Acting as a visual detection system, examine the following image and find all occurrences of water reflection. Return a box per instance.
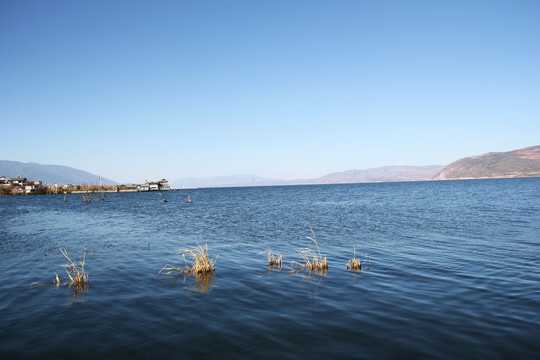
[266,264,283,273]
[64,284,88,305]
[158,273,216,294]
[31,281,89,306]
[192,273,215,294]
[291,269,327,299]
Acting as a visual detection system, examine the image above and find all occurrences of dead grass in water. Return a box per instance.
[347,248,371,272]
[54,248,89,290]
[346,246,362,271]
[259,248,283,269]
[291,223,328,272]
[159,243,218,277]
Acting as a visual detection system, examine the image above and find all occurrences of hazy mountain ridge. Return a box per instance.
[0,160,118,185]
[432,145,540,180]
[172,175,286,188]
[173,166,444,188]
[309,165,443,184]
[5,145,538,188]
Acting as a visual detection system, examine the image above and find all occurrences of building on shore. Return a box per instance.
[137,183,150,192]
[0,176,42,194]
[1,175,171,195]
[147,179,170,191]
[121,179,170,192]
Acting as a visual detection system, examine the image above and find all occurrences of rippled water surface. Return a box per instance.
[1,179,539,359]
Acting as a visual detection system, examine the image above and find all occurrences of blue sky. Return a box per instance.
[1,0,539,183]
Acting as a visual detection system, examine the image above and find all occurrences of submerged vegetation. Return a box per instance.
[347,248,371,272]
[158,243,218,294]
[159,243,218,277]
[32,225,370,296]
[82,193,92,203]
[55,248,89,289]
[291,223,328,272]
[261,223,371,275]
[259,248,283,269]
[346,246,362,271]
[32,248,90,291]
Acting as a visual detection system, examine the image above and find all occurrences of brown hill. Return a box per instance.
[432,145,540,180]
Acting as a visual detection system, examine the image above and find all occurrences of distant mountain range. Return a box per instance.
[4,145,538,188]
[311,165,443,184]
[432,145,540,180]
[172,175,285,188]
[0,161,118,185]
[172,165,444,188]
[173,145,540,187]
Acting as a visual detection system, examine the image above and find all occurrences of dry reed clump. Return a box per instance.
[259,248,283,268]
[159,243,218,277]
[346,246,362,271]
[54,248,89,289]
[291,223,328,272]
[347,248,371,271]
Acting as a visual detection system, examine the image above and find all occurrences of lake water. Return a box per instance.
[1,179,539,359]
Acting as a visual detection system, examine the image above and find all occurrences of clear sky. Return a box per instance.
[1,0,539,183]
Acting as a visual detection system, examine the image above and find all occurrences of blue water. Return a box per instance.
[1,179,539,359]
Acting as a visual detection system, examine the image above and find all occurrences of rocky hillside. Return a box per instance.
[432,146,540,180]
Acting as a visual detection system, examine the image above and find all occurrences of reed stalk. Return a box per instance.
[346,246,362,271]
[159,243,218,277]
[291,222,328,272]
[259,248,283,268]
[54,248,89,289]
[363,253,371,268]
